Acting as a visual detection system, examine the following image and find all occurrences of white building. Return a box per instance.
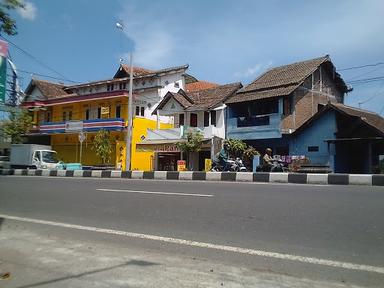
[137,82,242,170]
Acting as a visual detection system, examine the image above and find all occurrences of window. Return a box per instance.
[204,112,209,127]
[115,105,121,118]
[68,111,73,120]
[107,84,114,91]
[85,109,90,120]
[190,113,197,127]
[97,107,101,119]
[62,111,67,121]
[179,114,184,126]
[308,146,319,152]
[283,97,291,116]
[135,106,145,117]
[34,151,41,161]
[45,112,51,122]
[210,110,216,126]
[119,82,126,90]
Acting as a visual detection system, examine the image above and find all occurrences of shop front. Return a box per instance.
[136,139,214,171]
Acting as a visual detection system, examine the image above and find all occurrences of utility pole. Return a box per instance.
[125,52,133,171]
[116,20,133,172]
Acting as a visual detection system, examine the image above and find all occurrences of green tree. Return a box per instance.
[92,129,112,164]
[176,129,204,170]
[1,108,33,143]
[0,0,24,35]
[243,146,260,171]
[224,138,247,158]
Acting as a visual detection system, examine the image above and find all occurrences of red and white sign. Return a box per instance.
[0,40,8,57]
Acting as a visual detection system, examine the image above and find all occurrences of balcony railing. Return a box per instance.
[227,113,281,140]
[38,118,125,134]
[146,125,223,141]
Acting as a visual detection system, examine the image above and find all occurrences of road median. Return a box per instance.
[1,169,383,186]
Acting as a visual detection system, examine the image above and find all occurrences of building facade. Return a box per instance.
[22,64,192,170]
[137,83,242,171]
[225,55,350,156]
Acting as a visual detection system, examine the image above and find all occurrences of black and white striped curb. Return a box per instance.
[1,169,384,186]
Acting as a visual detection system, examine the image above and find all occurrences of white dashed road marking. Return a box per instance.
[97,188,213,197]
[1,213,383,274]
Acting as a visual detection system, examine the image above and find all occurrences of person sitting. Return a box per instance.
[262,148,274,171]
[218,143,231,171]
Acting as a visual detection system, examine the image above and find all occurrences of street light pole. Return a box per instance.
[125,52,134,171]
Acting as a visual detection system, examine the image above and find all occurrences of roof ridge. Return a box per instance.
[33,78,66,86]
[266,55,330,72]
[332,103,381,116]
[189,82,241,94]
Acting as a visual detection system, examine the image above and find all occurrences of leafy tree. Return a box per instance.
[176,129,204,170]
[0,108,33,143]
[224,138,247,158]
[243,146,260,170]
[92,129,112,164]
[176,129,204,154]
[0,0,24,35]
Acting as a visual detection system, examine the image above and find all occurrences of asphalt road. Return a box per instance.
[1,176,384,287]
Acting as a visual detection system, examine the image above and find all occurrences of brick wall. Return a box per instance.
[281,64,343,132]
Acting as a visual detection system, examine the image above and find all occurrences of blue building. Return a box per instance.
[225,55,354,168]
[292,103,384,174]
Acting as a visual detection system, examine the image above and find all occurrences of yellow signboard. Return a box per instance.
[204,159,212,172]
[177,160,186,171]
[101,106,109,114]
[116,141,126,171]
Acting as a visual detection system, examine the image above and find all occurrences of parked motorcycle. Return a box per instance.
[256,159,286,172]
[211,157,247,172]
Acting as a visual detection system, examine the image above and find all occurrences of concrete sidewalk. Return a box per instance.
[0,220,363,288]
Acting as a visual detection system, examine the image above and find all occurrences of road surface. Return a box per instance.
[0,176,383,287]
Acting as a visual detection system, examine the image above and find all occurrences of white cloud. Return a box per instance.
[233,62,273,80]
[118,2,175,68]
[17,1,37,21]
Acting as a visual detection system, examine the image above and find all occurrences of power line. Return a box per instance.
[16,69,79,83]
[338,62,384,71]
[346,66,384,81]
[347,76,384,84]
[0,35,75,83]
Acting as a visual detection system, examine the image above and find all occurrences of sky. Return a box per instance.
[5,0,384,114]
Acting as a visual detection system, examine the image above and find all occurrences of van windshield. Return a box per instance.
[41,151,59,163]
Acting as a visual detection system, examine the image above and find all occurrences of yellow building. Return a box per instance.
[22,64,190,170]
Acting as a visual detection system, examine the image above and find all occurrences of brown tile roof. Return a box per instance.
[26,79,69,100]
[186,81,219,92]
[226,55,349,104]
[153,82,242,114]
[332,103,384,135]
[120,65,154,76]
[226,84,298,103]
[294,103,384,136]
[115,64,189,78]
[187,82,242,110]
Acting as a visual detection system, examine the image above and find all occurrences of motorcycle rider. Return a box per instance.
[262,148,274,171]
[218,142,231,171]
